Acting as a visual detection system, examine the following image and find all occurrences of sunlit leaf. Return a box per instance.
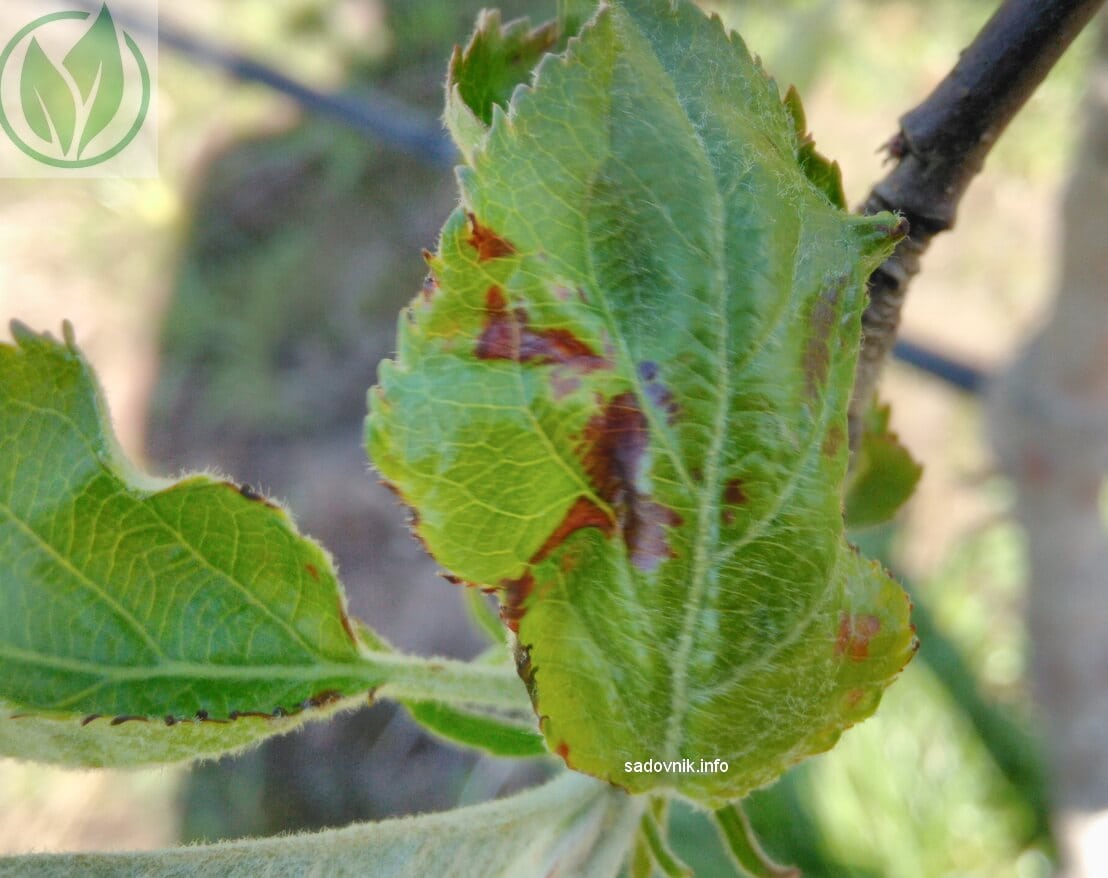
[0,324,527,767]
[368,0,917,807]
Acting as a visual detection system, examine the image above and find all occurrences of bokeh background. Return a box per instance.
[0,0,1104,875]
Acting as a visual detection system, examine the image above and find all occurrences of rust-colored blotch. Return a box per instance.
[836,612,881,661]
[466,213,516,262]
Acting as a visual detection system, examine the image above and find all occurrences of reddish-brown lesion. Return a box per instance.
[532,496,613,564]
[835,612,881,660]
[721,477,748,526]
[475,286,609,386]
[802,281,843,401]
[465,212,516,261]
[580,392,683,572]
[500,571,536,634]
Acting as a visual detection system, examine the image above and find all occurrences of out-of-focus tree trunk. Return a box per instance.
[988,12,1108,876]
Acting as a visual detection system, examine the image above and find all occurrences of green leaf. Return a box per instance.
[64,4,126,158]
[445,11,563,165]
[0,773,642,878]
[0,323,528,767]
[782,85,848,210]
[403,700,547,758]
[367,0,917,807]
[844,402,923,530]
[20,38,76,155]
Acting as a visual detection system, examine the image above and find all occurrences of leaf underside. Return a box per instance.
[0,773,641,878]
[368,0,917,807]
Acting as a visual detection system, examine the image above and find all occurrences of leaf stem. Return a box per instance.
[639,800,693,877]
[361,650,530,712]
[849,0,1105,446]
[713,802,800,878]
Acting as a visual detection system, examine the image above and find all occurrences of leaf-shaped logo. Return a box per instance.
[19,37,76,155]
[63,4,124,158]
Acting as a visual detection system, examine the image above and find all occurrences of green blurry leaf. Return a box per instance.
[64,4,125,157]
[20,38,76,154]
[368,0,916,807]
[403,700,547,758]
[0,324,527,767]
[844,403,922,530]
[0,772,642,878]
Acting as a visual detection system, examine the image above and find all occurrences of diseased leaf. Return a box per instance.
[64,4,125,158]
[844,402,922,530]
[0,773,641,878]
[20,38,76,154]
[0,324,528,767]
[368,0,917,807]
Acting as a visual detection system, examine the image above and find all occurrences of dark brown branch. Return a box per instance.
[850,0,1106,446]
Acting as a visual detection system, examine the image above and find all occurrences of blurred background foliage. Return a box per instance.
[0,0,1102,875]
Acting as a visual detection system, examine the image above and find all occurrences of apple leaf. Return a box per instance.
[367,0,917,807]
[844,402,923,530]
[0,772,641,878]
[0,323,528,767]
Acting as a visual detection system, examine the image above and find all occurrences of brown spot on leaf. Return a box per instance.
[822,423,845,457]
[722,478,747,526]
[836,613,882,660]
[337,597,359,645]
[802,282,842,400]
[555,741,571,762]
[501,571,536,634]
[581,392,683,571]
[533,496,613,563]
[310,690,342,708]
[476,286,608,389]
[724,478,748,506]
[305,563,320,581]
[110,715,147,726]
[466,212,516,261]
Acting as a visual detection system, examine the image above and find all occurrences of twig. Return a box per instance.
[70,0,457,168]
[850,0,1106,446]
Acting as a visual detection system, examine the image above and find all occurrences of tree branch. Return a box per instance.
[850,0,1106,446]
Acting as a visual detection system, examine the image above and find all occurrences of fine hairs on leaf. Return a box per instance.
[369,0,917,807]
[0,0,935,875]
